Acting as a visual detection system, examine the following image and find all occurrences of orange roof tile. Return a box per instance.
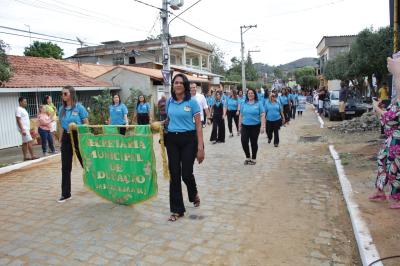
[2,56,112,88]
[59,61,115,78]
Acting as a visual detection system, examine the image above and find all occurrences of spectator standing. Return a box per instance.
[15,97,38,161]
[38,105,55,156]
[43,95,58,145]
[338,81,348,121]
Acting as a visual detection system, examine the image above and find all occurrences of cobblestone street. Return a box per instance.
[0,107,360,265]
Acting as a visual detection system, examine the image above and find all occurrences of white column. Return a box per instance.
[182,48,186,67]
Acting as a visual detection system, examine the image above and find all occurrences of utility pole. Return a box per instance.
[161,0,171,94]
[240,25,257,94]
[24,24,31,44]
[394,0,399,53]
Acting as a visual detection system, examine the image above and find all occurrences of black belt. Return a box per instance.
[167,130,196,135]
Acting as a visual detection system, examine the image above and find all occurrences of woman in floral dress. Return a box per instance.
[370,56,400,209]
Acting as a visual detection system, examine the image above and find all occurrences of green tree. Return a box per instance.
[0,40,12,85]
[324,52,352,80]
[210,43,226,76]
[226,57,242,81]
[294,66,319,89]
[349,27,394,83]
[24,41,64,59]
[245,53,258,81]
[88,90,111,126]
[273,67,283,79]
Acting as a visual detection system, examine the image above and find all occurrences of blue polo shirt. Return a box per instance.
[109,103,128,125]
[206,96,214,107]
[226,97,238,111]
[137,103,150,114]
[166,98,200,132]
[291,93,299,105]
[240,101,264,126]
[279,95,289,105]
[58,103,88,132]
[265,101,282,121]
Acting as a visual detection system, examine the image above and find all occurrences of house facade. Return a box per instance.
[0,56,116,149]
[70,36,214,73]
[316,35,357,89]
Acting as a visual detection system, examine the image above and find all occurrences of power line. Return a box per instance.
[170,14,240,44]
[13,0,148,33]
[131,0,162,11]
[169,0,202,25]
[0,31,82,45]
[0,25,99,45]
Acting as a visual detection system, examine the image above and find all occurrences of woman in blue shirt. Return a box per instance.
[226,89,240,137]
[136,95,151,125]
[165,73,205,222]
[265,93,285,147]
[210,91,226,143]
[58,86,89,202]
[239,88,265,165]
[278,88,291,125]
[290,90,299,120]
[108,94,129,135]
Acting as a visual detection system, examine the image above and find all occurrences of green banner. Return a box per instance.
[76,125,158,205]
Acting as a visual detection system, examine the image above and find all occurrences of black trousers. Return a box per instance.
[165,131,198,214]
[291,105,297,119]
[137,113,150,125]
[227,110,239,134]
[283,105,290,122]
[210,115,225,142]
[266,119,281,145]
[61,131,83,198]
[241,124,261,159]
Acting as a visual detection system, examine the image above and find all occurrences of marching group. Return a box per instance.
[14,74,309,220]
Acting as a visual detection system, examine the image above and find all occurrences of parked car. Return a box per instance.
[323,90,367,121]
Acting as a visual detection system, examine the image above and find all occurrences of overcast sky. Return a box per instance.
[0,0,389,66]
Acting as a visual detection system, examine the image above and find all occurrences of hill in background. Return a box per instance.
[254,57,319,76]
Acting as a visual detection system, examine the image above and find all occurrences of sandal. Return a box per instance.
[168,213,184,222]
[194,194,200,208]
[369,192,387,201]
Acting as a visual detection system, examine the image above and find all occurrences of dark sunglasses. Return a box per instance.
[62,92,69,96]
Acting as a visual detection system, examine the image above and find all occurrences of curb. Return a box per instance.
[329,145,382,266]
[0,153,60,175]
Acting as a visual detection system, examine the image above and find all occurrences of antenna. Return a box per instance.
[76,37,85,48]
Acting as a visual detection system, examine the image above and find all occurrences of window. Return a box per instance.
[170,55,176,65]
[202,56,207,68]
[20,91,62,117]
[186,58,191,65]
[192,57,199,66]
[129,56,136,64]
[112,57,124,65]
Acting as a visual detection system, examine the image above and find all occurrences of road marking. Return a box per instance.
[329,145,382,266]
[0,154,60,175]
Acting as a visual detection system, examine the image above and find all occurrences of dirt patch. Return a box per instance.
[327,122,400,266]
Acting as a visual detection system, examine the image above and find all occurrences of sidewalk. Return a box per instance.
[0,142,60,167]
